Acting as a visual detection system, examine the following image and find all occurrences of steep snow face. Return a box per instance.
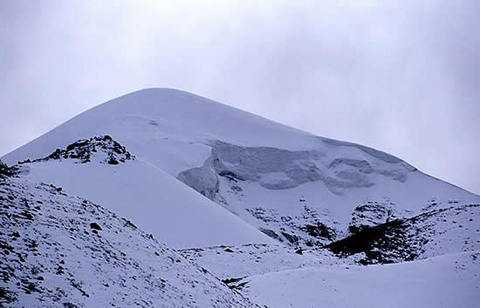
[179,141,413,194]
[0,177,256,307]
[13,137,273,249]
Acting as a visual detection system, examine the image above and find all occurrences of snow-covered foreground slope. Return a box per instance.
[0,176,256,307]
[243,251,480,308]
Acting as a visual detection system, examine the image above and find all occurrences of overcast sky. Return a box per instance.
[1,0,479,194]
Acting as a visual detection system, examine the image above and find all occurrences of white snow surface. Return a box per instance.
[0,177,256,307]
[16,159,272,249]
[2,88,480,307]
[244,251,480,308]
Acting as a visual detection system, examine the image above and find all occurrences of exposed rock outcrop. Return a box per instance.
[20,135,134,165]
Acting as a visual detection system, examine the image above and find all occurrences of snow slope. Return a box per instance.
[0,176,256,307]
[243,251,480,308]
[12,136,271,249]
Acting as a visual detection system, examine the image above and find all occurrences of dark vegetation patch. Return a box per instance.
[326,204,480,265]
[326,219,417,265]
[301,223,336,241]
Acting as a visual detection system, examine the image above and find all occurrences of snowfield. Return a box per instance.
[1,88,479,307]
[244,251,480,308]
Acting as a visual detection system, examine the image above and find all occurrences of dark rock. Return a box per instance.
[281,232,298,244]
[0,160,17,178]
[0,287,17,304]
[89,223,102,231]
[259,228,280,241]
[25,135,134,165]
[302,223,336,241]
[326,219,416,264]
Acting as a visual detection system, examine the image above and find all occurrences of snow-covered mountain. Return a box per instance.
[2,88,479,307]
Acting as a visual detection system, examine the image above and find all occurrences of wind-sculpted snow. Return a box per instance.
[177,157,220,201]
[179,141,414,197]
[321,137,406,164]
[0,177,256,307]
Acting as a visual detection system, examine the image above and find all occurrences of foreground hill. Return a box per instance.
[0,175,255,307]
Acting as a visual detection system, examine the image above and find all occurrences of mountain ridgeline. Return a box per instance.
[1,88,479,307]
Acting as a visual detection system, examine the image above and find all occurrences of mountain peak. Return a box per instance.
[113,87,209,103]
